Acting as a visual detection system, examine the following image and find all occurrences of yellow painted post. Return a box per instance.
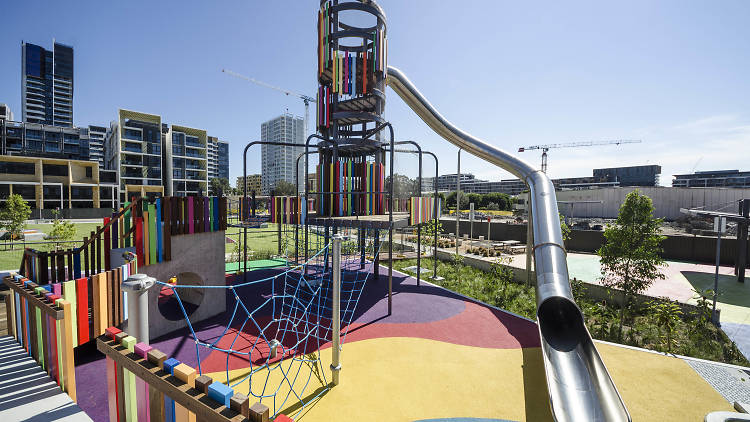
[121,335,138,422]
[59,299,77,402]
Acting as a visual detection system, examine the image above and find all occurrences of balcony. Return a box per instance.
[122,143,142,153]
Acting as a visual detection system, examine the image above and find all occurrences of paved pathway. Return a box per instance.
[0,336,92,421]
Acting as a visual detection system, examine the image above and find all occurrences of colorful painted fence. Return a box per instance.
[315,159,385,217]
[409,196,442,225]
[97,329,293,422]
[19,196,228,284]
[3,274,78,402]
[270,196,303,224]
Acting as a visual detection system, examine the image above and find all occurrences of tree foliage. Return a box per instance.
[445,190,511,211]
[649,299,682,353]
[598,190,666,339]
[273,180,297,196]
[209,177,231,197]
[48,209,76,250]
[1,194,31,240]
[559,213,571,244]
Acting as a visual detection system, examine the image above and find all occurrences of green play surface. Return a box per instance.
[225,258,288,273]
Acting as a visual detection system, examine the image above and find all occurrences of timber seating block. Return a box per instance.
[121,335,136,351]
[207,381,234,407]
[249,402,269,422]
[146,349,168,369]
[173,363,196,387]
[163,357,180,375]
[114,332,128,344]
[194,375,213,395]
[134,342,152,359]
[105,326,122,341]
[274,415,294,422]
[229,393,249,417]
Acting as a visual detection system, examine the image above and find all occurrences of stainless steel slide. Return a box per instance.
[386,66,631,422]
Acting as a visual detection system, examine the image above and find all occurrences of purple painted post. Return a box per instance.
[188,197,194,234]
[204,197,210,232]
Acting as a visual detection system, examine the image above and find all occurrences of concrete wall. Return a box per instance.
[517,186,750,221]
[141,230,226,341]
[441,217,750,266]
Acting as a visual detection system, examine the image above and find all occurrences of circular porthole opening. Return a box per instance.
[158,272,205,321]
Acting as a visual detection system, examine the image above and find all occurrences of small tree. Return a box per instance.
[649,299,682,353]
[1,194,31,240]
[48,209,76,250]
[209,177,231,197]
[598,190,666,339]
[559,213,571,245]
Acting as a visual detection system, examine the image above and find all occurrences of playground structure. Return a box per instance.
[1,2,702,421]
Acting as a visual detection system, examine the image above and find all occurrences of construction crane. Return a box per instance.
[518,140,642,173]
[222,69,316,138]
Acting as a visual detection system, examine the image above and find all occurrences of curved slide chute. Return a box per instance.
[386,66,630,422]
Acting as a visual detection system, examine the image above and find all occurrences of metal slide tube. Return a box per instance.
[386,66,630,422]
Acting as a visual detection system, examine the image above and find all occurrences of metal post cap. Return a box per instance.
[122,273,156,291]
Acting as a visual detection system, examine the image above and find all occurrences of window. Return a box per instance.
[43,164,68,176]
[0,162,35,174]
[86,167,92,178]
[123,128,142,140]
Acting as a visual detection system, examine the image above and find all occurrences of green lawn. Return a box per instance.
[0,222,103,271]
[224,223,327,261]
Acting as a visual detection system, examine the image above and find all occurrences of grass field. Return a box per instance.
[0,222,103,270]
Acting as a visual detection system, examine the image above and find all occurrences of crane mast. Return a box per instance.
[518,139,641,173]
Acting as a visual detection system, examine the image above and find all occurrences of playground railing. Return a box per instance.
[18,196,229,282]
[3,274,78,402]
[96,328,285,422]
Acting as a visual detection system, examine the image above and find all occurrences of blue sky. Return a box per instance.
[2,0,749,186]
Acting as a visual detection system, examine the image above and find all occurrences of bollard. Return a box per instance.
[121,273,156,344]
[331,234,343,385]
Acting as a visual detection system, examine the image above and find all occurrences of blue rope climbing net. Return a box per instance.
[157,226,382,418]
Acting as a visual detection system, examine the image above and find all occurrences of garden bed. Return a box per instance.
[389,257,749,366]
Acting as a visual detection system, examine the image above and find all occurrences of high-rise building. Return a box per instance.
[105,109,165,203]
[207,136,229,181]
[104,109,231,205]
[84,125,106,168]
[261,113,304,195]
[167,125,208,197]
[236,174,262,195]
[0,104,13,121]
[21,41,74,127]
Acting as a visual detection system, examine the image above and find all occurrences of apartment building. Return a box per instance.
[261,113,304,195]
[21,41,74,127]
[167,125,208,197]
[207,136,229,181]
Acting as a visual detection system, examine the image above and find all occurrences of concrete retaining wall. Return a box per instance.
[141,230,227,341]
[431,247,719,321]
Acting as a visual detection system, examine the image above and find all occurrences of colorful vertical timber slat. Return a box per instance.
[3,274,77,402]
[409,196,442,225]
[314,159,385,217]
[97,329,276,422]
[269,196,303,224]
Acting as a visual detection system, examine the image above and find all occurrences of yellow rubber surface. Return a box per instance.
[205,337,732,421]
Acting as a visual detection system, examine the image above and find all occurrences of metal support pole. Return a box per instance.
[121,273,155,344]
[456,149,461,257]
[713,216,724,323]
[331,234,343,385]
